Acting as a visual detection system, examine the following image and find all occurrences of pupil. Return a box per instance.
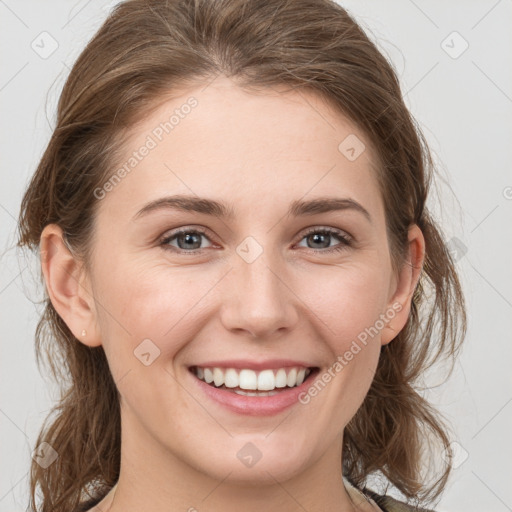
[180,233,200,249]
[310,233,328,248]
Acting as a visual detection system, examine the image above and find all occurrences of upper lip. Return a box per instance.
[189,359,317,371]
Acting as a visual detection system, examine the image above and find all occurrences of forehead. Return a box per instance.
[96,75,383,221]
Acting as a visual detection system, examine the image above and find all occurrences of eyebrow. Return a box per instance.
[132,194,372,223]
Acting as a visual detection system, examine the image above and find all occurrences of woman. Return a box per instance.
[17,0,466,511]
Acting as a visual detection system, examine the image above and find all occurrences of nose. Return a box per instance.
[219,252,299,339]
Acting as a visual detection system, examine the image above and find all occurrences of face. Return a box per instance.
[44,75,421,488]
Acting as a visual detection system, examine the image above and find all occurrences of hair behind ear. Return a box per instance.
[343,211,466,504]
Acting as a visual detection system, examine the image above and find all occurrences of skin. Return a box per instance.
[40,75,424,512]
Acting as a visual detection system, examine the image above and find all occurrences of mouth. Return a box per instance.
[189,365,320,396]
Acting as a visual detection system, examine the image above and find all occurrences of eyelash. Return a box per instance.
[158,226,353,255]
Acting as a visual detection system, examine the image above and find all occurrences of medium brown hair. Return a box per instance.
[17,0,467,510]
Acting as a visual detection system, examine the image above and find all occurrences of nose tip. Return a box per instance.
[219,257,299,339]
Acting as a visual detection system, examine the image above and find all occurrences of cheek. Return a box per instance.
[294,261,391,349]
[292,263,388,415]
[95,260,220,358]
[92,262,208,415]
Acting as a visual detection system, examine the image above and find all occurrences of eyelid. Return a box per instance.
[293,226,354,254]
[298,225,353,243]
[160,225,212,238]
[158,226,216,249]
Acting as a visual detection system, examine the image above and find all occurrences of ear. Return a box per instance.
[40,224,102,347]
[381,224,425,346]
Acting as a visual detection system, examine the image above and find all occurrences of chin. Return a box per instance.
[187,436,312,486]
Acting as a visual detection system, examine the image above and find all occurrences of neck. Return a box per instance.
[100,410,362,512]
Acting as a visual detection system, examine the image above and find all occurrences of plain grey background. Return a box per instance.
[1,1,511,511]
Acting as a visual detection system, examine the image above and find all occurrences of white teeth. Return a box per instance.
[275,368,287,388]
[213,368,224,387]
[234,389,280,396]
[224,368,239,388]
[193,366,313,391]
[204,368,214,384]
[257,369,275,390]
[286,368,297,387]
[239,369,257,390]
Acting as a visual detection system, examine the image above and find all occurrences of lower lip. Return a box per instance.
[189,369,319,416]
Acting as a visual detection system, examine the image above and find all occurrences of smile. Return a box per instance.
[189,365,318,396]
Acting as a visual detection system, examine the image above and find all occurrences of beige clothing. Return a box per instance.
[343,477,437,512]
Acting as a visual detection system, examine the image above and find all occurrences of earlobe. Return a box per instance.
[40,224,102,347]
[381,224,425,346]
